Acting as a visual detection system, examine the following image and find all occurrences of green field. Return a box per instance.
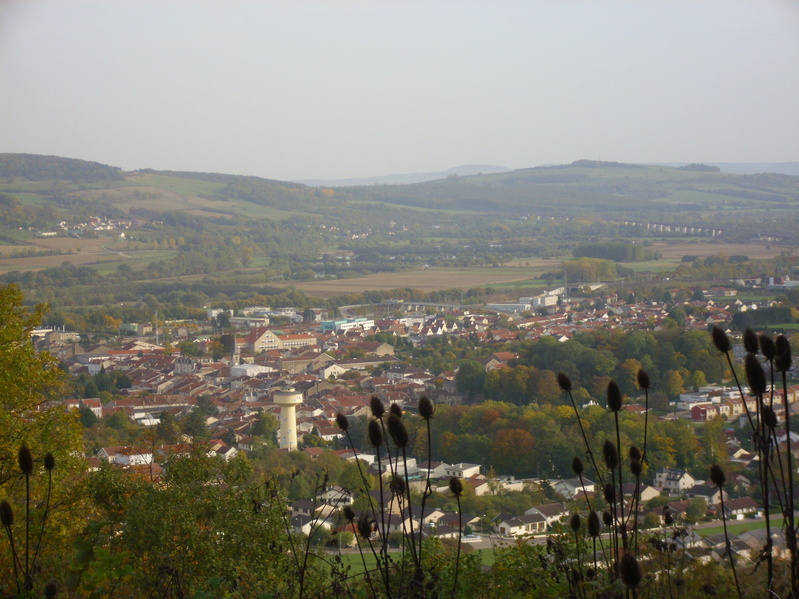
[697,517,784,538]
[337,545,499,573]
[114,173,225,196]
[619,259,682,273]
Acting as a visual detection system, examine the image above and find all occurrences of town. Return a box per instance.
[30,282,799,559]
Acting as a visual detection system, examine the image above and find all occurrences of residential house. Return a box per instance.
[687,484,723,505]
[719,496,760,520]
[444,463,481,479]
[495,513,547,536]
[525,503,567,527]
[654,468,696,495]
[553,478,595,500]
[417,460,451,479]
[621,483,661,505]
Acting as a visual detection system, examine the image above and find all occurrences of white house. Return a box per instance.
[445,463,481,479]
[495,513,547,537]
[654,468,697,495]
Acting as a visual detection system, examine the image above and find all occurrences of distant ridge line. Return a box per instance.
[293,164,512,187]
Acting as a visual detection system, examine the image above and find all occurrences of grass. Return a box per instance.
[767,323,799,331]
[618,259,681,273]
[697,517,786,538]
[115,173,225,196]
[337,545,499,573]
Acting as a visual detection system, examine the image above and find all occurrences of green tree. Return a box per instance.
[685,497,708,523]
[156,411,179,444]
[177,340,202,357]
[219,333,236,355]
[251,411,279,443]
[182,409,209,439]
[95,451,323,596]
[196,394,218,416]
[455,360,486,402]
[79,405,98,428]
[690,370,707,390]
[0,284,86,588]
[663,369,684,399]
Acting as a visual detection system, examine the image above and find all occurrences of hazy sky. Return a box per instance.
[1,1,798,181]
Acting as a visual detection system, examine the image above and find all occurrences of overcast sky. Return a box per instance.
[1,1,798,181]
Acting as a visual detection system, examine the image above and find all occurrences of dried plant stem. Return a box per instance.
[779,369,799,594]
[24,469,31,592]
[451,493,462,599]
[614,413,626,554]
[343,429,380,524]
[353,530,379,598]
[718,487,743,599]
[724,351,756,431]
[417,417,433,578]
[2,520,21,594]
[757,392,775,593]
[30,466,53,582]
[642,387,650,465]
[565,388,605,490]
[399,447,419,570]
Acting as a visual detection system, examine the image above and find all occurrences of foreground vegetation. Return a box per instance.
[1,283,798,598]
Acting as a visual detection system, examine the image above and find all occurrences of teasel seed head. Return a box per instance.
[775,335,792,373]
[418,396,434,420]
[745,353,767,396]
[389,403,403,418]
[0,500,13,527]
[18,444,33,476]
[763,405,778,429]
[588,511,601,538]
[743,328,759,354]
[602,439,619,470]
[630,458,642,476]
[369,396,385,419]
[44,580,58,599]
[709,464,726,488]
[335,413,349,432]
[343,506,355,522]
[357,513,372,539]
[570,513,581,533]
[607,381,623,413]
[620,553,642,589]
[390,474,406,495]
[602,510,612,527]
[557,373,572,391]
[629,446,642,461]
[637,369,650,390]
[760,333,776,360]
[711,326,731,354]
[571,456,584,476]
[386,413,408,448]
[367,419,383,448]
[44,452,55,472]
[449,476,463,497]
[603,483,615,504]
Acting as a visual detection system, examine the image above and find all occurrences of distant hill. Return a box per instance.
[655,162,799,176]
[0,153,123,182]
[1,154,797,225]
[336,159,799,218]
[295,164,511,187]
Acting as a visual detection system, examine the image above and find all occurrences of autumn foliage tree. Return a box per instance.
[0,284,85,590]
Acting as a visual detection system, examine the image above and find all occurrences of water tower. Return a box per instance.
[273,388,303,451]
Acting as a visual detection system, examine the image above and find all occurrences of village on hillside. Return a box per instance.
[32,287,799,552]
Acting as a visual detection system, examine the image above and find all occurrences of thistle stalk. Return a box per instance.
[711,465,742,599]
